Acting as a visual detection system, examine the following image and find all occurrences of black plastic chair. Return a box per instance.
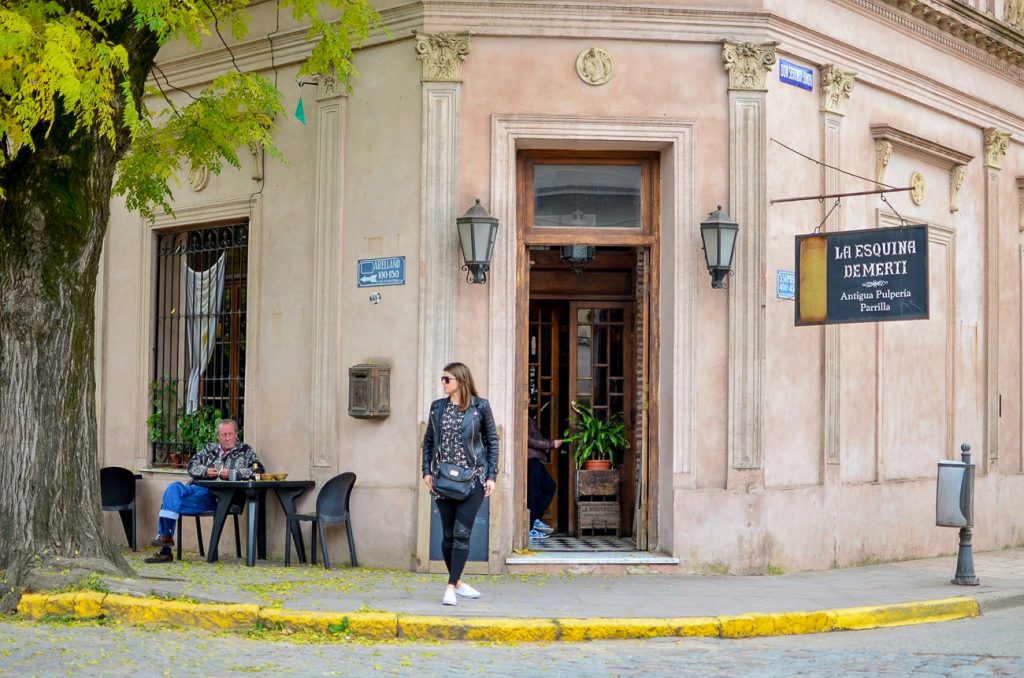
[284,472,357,569]
[178,504,243,561]
[100,467,137,550]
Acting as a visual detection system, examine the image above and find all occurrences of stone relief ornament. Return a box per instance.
[949,165,966,213]
[576,47,615,86]
[983,127,1010,169]
[249,142,264,182]
[721,41,778,91]
[819,65,856,115]
[875,140,893,188]
[317,71,342,99]
[187,162,209,192]
[910,171,926,206]
[1018,178,1024,232]
[414,31,471,82]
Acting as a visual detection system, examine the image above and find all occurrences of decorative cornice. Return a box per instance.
[983,127,1011,168]
[414,31,471,82]
[875,0,1024,66]
[820,64,856,115]
[722,40,778,91]
[870,123,975,168]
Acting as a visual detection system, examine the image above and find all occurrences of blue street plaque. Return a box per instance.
[357,256,406,288]
[779,59,813,91]
[777,270,796,300]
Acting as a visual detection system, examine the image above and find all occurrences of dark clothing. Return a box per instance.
[435,482,485,585]
[437,401,477,481]
[422,396,500,482]
[527,416,558,463]
[528,458,556,526]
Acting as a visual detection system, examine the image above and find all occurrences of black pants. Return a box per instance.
[435,481,485,585]
[527,458,556,527]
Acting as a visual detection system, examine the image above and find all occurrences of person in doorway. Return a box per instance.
[144,418,261,563]
[422,362,499,606]
[527,416,560,540]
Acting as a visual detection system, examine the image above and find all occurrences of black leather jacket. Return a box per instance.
[422,396,500,482]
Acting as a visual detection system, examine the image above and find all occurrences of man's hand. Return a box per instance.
[553,439,563,448]
[205,467,219,478]
[219,468,230,480]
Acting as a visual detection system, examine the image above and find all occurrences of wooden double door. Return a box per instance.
[528,300,635,536]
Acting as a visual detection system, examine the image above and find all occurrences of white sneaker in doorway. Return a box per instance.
[455,582,481,598]
[442,588,458,606]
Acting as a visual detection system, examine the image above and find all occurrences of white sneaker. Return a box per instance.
[442,587,457,606]
[455,582,481,598]
[532,519,554,534]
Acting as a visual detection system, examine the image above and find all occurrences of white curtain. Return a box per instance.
[184,253,227,414]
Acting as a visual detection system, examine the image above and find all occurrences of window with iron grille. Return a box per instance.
[149,223,248,467]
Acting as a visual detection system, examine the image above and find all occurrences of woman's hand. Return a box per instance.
[484,479,495,497]
[423,474,434,491]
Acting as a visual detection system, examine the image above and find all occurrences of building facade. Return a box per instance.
[99,0,1024,574]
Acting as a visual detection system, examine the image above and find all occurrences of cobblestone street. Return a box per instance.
[1,608,1021,677]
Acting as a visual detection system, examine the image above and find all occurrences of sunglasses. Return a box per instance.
[441,376,457,384]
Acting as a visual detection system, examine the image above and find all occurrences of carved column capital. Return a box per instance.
[819,65,856,116]
[414,31,471,82]
[315,71,345,100]
[722,41,777,91]
[983,128,1010,169]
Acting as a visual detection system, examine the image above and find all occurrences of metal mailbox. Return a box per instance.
[936,460,973,528]
[348,363,390,419]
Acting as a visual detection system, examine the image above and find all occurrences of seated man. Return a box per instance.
[527,416,560,540]
[144,418,260,563]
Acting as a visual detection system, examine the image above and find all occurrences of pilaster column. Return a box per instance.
[820,65,855,467]
[414,32,469,422]
[983,127,1010,466]
[310,73,347,471]
[723,41,776,471]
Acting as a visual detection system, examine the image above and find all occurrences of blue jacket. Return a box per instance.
[422,396,500,481]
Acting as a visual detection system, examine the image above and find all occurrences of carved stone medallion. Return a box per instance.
[187,163,209,192]
[576,47,615,86]
[910,171,925,206]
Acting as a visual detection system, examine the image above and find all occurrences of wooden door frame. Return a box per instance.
[513,150,661,550]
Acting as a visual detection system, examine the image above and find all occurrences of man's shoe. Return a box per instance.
[442,588,458,606]
[532,519,554,534]
[529,528,549,540]
[149,535,174,548]
[144,552,173,564]
[454,582,481,598]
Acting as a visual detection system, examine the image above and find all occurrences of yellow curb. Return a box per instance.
[830,597,979,631]
[102,594,259,631]
[558,617,720,641]
[257,609,399,639]
[15,592,984,641]
[720,610,833,638]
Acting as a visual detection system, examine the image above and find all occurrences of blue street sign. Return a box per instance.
[777,270,796,300]
[357,256,406,287]
[779,59,813,91]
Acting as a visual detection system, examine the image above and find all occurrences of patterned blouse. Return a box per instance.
[436,400,481,488]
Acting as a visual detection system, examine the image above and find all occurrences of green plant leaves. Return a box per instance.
[562,402,630,469]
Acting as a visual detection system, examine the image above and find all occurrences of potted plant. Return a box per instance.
[562,401,629,471]
[146,380,183,467]
[177,404,222,464]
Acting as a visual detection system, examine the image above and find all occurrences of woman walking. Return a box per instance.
[422,362,499,605]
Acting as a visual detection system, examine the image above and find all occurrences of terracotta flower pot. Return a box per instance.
[582,459,612,471]
[169,452,182,468]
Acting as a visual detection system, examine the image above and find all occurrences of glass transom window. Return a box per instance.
[533,164,642,228]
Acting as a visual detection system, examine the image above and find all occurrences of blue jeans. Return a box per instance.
[156,482,217,537]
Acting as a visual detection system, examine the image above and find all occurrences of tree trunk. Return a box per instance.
[0,114,135,609]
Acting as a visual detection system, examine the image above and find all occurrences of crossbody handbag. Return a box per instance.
[433,461,476,501]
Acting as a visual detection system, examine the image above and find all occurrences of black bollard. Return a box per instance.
[952,443,979,586]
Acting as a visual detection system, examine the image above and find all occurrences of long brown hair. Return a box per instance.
[444,361,479,412]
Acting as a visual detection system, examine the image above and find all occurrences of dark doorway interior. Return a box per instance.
[527,246,639,542]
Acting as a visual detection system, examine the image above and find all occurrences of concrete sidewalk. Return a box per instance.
[17,547,1024,641]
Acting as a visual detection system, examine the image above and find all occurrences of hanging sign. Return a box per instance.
[357,256,406,287]
[795,224,929,326]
